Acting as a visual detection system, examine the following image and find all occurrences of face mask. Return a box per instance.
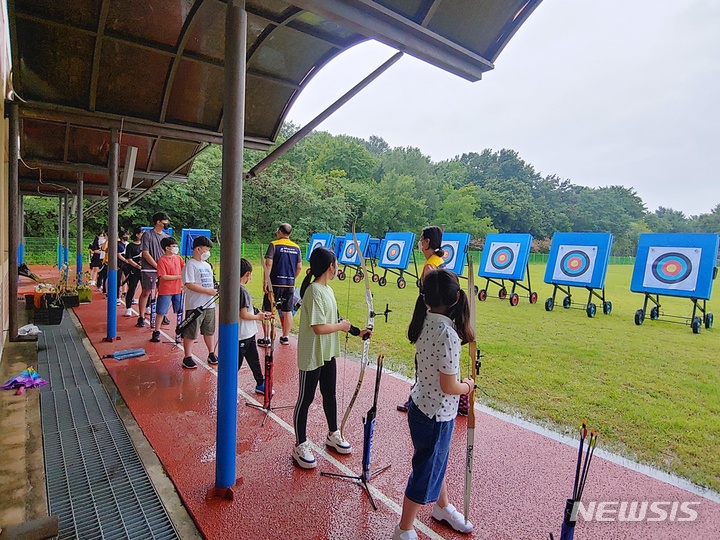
[170,246,179,255]
[122,236,129,241]
[99,235,106,241]
[200,251,211,261]
[162,222,169,230]
[417,240,423,251]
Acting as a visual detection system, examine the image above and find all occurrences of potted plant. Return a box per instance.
[33,283,64,325]
[77,270,93,303]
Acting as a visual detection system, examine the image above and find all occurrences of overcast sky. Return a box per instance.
[287,0,720,217]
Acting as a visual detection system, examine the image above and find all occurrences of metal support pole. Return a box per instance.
[18,195,24,265]
[105,130,119,341]
[8,101,20,341]
[76,174,84,284]
[246,51,403,179]
[212,0,246,496]
[57,196,62,269]
[63,191,70,269]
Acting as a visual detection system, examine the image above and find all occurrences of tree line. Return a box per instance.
[23,123,720,256]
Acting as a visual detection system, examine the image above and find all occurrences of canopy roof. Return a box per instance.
[9,0,542,197]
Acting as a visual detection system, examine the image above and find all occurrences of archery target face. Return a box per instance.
[381,240,405,265]
[343,241,358,263]
[309,238,326,254]
[642,246,701,292]
[552,245,597,284]
[486,242,520,276]
[441,241,460,270]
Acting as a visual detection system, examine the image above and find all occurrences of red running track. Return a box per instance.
[63,285,720,540]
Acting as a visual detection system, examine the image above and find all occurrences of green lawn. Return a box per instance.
[243,256,720,493]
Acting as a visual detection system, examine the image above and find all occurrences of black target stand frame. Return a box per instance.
[544,284,612,319]
[477,262,538,306]
[634,293,713,334]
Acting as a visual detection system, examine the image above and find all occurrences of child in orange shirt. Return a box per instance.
[151,237,185,343]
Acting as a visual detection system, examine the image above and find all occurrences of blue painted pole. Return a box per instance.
[105,129,119,341]
[214,0,246,492]
[76,174,84,283]
[18,244,24,265]
[106,269,117,339]
[63,191,70,267]
[57,196,62,269]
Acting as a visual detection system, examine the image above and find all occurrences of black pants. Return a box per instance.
[239,336,264,386]
[97,265,107,291]
[125,271,140,309]
[293,358,337,446]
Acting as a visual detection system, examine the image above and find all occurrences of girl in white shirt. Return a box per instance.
[394,269,476,540]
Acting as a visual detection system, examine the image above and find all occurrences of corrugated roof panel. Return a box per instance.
[16,19,93,107]
[166,59,223,128]
[245,81,296,140]
[249,26,335,83]
[95,41,171,119]
[183,2,227,61]
[247,0,294,19]
[116,134,154,171]
[150,139,198,174]
[22,119,66,161]
[15,0,99,31]
[374,0,424,21]
[293,11,358,40]
[106,0,192,48]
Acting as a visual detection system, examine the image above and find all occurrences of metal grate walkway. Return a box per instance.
[37,315,179,540]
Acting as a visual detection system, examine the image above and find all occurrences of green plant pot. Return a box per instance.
[77,289,92,303]
[34,305,64,325]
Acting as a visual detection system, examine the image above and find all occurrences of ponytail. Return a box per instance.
[300,247,336,298]
[408,269,475,345]
[422,225,445,259]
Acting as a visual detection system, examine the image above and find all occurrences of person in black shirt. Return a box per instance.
[123,228,144,317]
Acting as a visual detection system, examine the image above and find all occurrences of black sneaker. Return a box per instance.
[280,336,289,345]
[150,330,161,343]
[207,353,218,365]
[257,338,269,347]
[136,317,146,328]
[182,357,197,369]
[162,316,171,325]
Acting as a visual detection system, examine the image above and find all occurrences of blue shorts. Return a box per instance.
[156,293,183,315]
[405,399,455,505]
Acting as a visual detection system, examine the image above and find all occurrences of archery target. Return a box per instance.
[486,242,520,276]
[381,240,405,266]
[642,246,701,292]
[552,245,597,284]
[442,241,459,268]
[309,238,326,254]
[343,241,357,262]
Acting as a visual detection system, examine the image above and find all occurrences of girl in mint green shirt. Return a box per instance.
[292,247,371,470]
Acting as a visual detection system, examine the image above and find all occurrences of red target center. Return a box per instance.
[568,258,581,269]
[497,254,507,263]
[662,261,681,276]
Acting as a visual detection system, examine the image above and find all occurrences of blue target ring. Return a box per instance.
[651,252,692,284]
[345,243,356,259]
[442,244,455,265]
[385,242,402,262]
[491,246,514,270]
[560,250,590,278]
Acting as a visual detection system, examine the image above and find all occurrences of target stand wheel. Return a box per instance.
[602,301,612,315]
[378,276,387,287]
[649,306,659,320]
[416,279,422,288]
[478,289,487,302]
[691,316,702,334]
[352,272,362,283]
[545,297,554,312]
[474,285,479,296]
[498,288,508,300]
[337,270,346,280]
[529,291,538,304]
[509,293,519,306]
[704,312,713,329]
[562,295,571,309]
[372,273,379,283]
[634,309,645,326]
[397,277,406,289]
[586,303,597,318]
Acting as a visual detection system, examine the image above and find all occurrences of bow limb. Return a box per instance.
[340,222,374,439]
[464,254,477,525]
[261,245,277,408]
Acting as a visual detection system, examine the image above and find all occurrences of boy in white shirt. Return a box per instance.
[180,236,217,369]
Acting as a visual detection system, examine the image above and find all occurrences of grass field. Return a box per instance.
[243,254,720,493]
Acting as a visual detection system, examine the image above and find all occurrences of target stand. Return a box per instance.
[336,232,372,283]
[630,233,718,334]
[321,355,389,510]
[477,234,537,306]
[440,232,473,290]
[376,232,419,289]
[543,233,614,318]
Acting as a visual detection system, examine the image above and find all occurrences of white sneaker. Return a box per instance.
[325,430,352,455]
[124,309,133,317]
[292,441,317,469]
[132,299,138,305]
[431,503,473,533]
[116,299,124,306]
[145,307,151,315]
[392,526,418,540]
